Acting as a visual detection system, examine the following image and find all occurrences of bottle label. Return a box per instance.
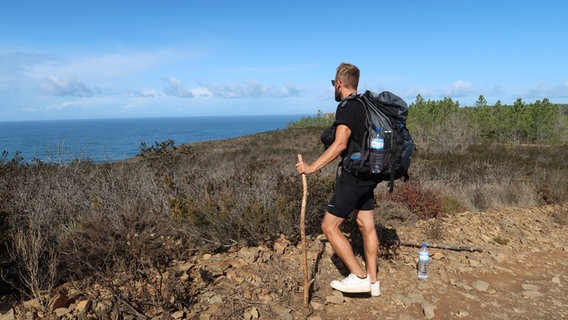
[370,138,384,150]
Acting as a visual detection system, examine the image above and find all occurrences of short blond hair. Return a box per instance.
[336,63,360,89]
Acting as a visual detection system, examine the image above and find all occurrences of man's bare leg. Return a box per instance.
[321,211,366,278]
[357,209,379,283]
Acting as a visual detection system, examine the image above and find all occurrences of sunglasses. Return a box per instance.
[331,79,336,87]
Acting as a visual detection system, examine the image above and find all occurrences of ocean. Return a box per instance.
[0,115,304,163]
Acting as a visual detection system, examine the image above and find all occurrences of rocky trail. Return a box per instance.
[1,205,567,319]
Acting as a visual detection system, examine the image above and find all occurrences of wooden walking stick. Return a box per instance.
[297,154,310,307]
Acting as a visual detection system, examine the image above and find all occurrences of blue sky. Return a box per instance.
[1,0,567,121]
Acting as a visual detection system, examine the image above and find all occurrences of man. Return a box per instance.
[296,62,380,297]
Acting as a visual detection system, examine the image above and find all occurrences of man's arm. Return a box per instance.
[296,124,350,175]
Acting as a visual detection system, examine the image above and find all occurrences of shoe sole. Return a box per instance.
[330,283,371,293]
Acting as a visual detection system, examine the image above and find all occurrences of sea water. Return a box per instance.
[0,115,303,163]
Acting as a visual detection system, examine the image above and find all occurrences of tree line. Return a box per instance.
[408,95,568,146]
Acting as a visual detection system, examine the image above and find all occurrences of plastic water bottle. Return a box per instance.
[369,127,384,174]
[418,243,429,280]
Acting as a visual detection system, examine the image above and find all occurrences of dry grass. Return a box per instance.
[1,126,567,316]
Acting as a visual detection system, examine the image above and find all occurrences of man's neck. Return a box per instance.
[342,90,357,100]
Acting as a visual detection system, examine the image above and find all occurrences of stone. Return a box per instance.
[172,310,185,319]
[521,283,540,291]
[431,252,445,260]
[269,305,292,320]
[523,290,545,298]
[75,300,91,314]
[325,295,344,304]
[421,300,435,319]
[472,280,490,292]
[238,247,259,263]
[243,307,259,320]
[178,261,195,272]
[0,308,15,320]
[48,294,72,311]
[392,293,413,308]
[53,307,69,317]
[552,276,561,284]
[274,242,287,255]
[310,301,325,311]
[408,293,426,304]
[456,310,470,318]
[22,299,41,312]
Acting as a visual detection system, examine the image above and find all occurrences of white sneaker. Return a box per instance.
[371,280,381,297]
[330,274,371,293]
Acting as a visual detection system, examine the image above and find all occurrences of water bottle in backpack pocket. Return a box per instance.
[369,127,387,174]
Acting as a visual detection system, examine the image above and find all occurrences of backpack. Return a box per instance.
[323,90,414,192]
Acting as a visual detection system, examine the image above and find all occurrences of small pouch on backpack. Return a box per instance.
[320,125,336,149]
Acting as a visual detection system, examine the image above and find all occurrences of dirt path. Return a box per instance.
[2,206,566,319]
[304,206,568,319]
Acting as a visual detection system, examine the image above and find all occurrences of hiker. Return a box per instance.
[295,62,381,297]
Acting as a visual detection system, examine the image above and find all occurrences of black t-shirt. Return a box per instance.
[334,96,381,186]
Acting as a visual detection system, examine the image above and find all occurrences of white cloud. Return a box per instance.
[444,80,475,97]
[190,87,213,98]
[162,77,194,98]
[25,49,190,80]
[401,87,433,100]
[39,75,100,97]
[525,81,568,99]
[204,80,302,99]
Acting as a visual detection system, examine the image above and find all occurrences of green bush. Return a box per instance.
[286,110,334,129]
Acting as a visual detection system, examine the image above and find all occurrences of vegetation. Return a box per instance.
[1,95,567,316]
[286,110,334,129]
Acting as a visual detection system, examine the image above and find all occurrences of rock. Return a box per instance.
[523,290,545,298]
[269,305,292,320]
[456,310,470,318]
[172,310,185,319]
[408,293,426,304]
[325,295,344,304]
[53,307,69,317]
[472,280,490,292]
[323,241,335,257]
[0,308,14,320]
[310,301,325,311]
[421,300,435,319]
[274,242,287,255]
[22,299,41,312]
[273,235,290,254]
[48,294,72,311]
[521,283,539,291]
[94,300,112,314]
[238,247,259,263]
[243,306,259,320]
[178,261,195,272]
[392,293,413,308]
[431,252,445,260]
[468,258,482,267]
[552,276,561,284]
[75,300,91,314]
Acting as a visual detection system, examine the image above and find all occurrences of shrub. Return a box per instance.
[378,182,444,220]
[286,110,334,129]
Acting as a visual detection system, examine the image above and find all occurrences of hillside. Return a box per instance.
[1,126,567,319]
[2,205,566,319]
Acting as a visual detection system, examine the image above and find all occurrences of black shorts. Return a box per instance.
[326,180,377,219]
